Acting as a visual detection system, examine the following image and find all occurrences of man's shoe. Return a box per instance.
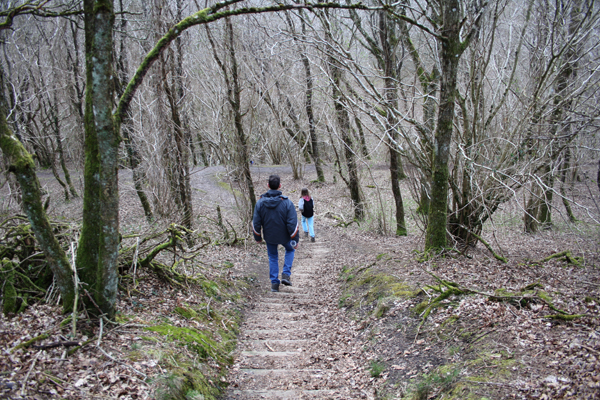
[271,283,280,292]
[281,274,292,286]
[304,231,309,238]
[311,236,315,242]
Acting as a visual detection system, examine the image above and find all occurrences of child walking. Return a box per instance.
[298,188,315,242]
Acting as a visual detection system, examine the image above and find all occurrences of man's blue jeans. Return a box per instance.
[266,241,295,284]
[301,215,314,237]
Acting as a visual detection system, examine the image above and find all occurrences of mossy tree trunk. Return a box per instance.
[77,0,102,312]
[397,0,438,217]
[0,98,74,314]
[78,0,120,320]
[425,0,463,251]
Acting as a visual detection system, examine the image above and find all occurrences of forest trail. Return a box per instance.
[225,227,373,400]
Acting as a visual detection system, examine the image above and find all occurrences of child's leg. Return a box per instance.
[308,216,315,237]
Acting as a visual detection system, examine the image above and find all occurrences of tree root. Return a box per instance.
[10,333,50,353]
[462,230,507,263]
[543,314,586,321]
[416,270,586,322]
[534,250,583,267]
[324,212,357,228]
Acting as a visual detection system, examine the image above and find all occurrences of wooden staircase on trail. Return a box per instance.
[225,237,371,400]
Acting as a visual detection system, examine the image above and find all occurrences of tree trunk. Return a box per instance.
[524,182,540,234]
[379,10,406,236]
[560,147,576,222]
[226,17,256,213]
[425,0,462,251]
[542,0,583,229]
[353,114,370,160]
[115,0,152,221]
[78,0,119,320]
[331,66,363,220]
[94,1,119,319]
[207,19,256,216]
[163,62,193,230]
[538,164,553,229]
[0,94,74,314]
[397,2,438,216]
[299,17,325,182]
[77,0,102,313]
[196,132,209,166]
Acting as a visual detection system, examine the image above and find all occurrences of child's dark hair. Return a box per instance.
[301,188,310,197]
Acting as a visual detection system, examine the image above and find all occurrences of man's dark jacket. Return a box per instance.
[253,189,299,244]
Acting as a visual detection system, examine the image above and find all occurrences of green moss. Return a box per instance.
[389,282,418,297]
[376,253,388,261]
[115,312,134,323]
[537,290,552,303]
[338,293,351,308]
[373,298,390,318]
[201,280,221,298]
[127,350,144,362]
[2,278,17,315]
[369,359,386,377]
[339,268,419,319]
[404,367,460,400]
[216,180,242,197]
[174,306,198,320]
[147,306,241,400]
[145,324,234,365]
[154,370,223,400]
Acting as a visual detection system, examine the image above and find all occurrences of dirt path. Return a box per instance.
[225,225,374,400]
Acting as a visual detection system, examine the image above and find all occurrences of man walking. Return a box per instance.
[253,175,300,292]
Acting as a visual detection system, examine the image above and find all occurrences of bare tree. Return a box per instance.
[349,5,407,235]
[207,17,257,216]
[320,10,364,220]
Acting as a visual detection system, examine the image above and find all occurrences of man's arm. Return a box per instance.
[252,203,263,242]
[286,201,299,241]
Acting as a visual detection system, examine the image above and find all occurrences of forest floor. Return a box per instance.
[0,164,599,399]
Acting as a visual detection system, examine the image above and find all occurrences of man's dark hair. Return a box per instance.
[268,175,280,190]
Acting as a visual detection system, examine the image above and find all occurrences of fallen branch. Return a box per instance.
[416,270,586,322]
[32,341,81,350]
[543,314,586,321]
[534,250,583,267]
[20,350,41,396]
[10,333,49,353]
[460,228,507,263]
[323,211,356,228]
[96,345,147,379]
